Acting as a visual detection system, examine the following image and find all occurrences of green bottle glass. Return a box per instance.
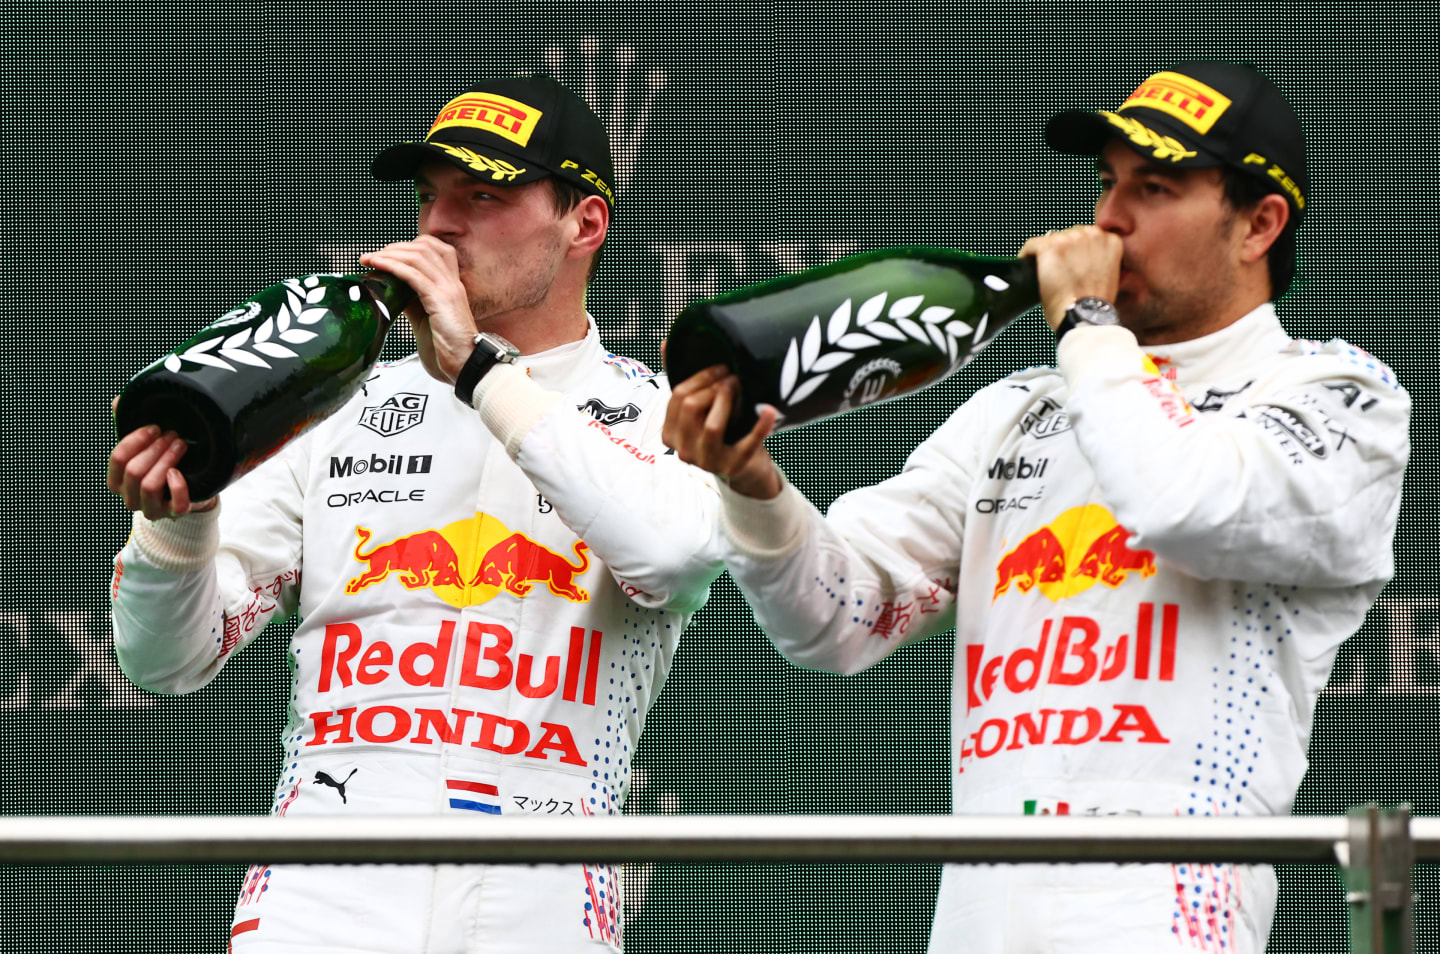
[114,271,415,501]
[664,247,1039,442]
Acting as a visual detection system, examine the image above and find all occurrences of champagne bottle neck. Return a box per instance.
[359,270,418,318]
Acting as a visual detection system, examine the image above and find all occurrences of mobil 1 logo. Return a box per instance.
[331,454,434,478]
[988,455,1048,481]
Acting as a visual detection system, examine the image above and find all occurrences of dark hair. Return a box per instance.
[548,178,605,283]
[1219,166,1298,299]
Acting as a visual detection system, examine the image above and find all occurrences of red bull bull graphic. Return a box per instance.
[346,527,465,593]
[475,534,590,600]
[994,505,1157,601]
[345,514,591,607]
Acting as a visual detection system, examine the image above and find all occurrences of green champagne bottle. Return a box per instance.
[114,271,415,501]
[664,247,1039,442]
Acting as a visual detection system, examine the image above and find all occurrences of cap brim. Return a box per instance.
[1045,110,1119,156]
[370,141,551,186]
[1045,109,1225,168]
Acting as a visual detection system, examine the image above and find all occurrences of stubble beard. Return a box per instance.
[1117,283,1214,342]
[462,234,566,326]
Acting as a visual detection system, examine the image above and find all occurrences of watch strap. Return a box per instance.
[453,344,497,405]
[1054,312,1081,343]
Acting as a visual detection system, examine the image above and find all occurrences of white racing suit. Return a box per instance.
[716,305,1409,953]
[111,318,724,953]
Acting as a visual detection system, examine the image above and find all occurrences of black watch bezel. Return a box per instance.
[1055,296,1120,343]
[454,332,520,405]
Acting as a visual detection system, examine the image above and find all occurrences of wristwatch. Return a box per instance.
[453,331,520,405]
[1055,296,1121,343]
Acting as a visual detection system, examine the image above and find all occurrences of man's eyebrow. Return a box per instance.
[1095,156,1189,181]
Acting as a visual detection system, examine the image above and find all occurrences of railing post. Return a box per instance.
[1338,804,1413,954]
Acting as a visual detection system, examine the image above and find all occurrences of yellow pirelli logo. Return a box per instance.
[1119,71,1231,135]
[428,93,542,147]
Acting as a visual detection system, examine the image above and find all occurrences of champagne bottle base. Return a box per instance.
[663,309,757,443]
[114,378,237,503]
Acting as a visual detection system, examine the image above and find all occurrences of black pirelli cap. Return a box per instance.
[1045,62,1306,221]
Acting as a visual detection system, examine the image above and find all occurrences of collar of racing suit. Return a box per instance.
[1140,303,1292,387]
[514,314,605,391]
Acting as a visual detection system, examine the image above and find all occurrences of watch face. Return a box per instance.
[475,332,520,359]
[1073,298,1119,326]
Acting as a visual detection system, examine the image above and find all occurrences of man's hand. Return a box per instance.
[662,365,783,500]
[106,423,216,519]
[359,237,475,384]
[1018,226,1123,331]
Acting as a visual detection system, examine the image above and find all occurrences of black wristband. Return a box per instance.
[454,332,519,406]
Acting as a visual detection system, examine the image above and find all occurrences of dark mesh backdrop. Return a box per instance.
[2,4,1437,952]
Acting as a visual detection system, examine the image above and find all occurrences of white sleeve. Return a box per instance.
[1059,325,1409,586]
[474,365,725,613]
[110,436,308,694]
[717,394,988,675]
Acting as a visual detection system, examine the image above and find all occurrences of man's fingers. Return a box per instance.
[669,364,731,398]
[730,403,778,464]
[137,438,189,513]
[702,376,736,442]
[725,403,783,478]
[108,425,161,492]
[121,431,177,504]
[166,468,192,515]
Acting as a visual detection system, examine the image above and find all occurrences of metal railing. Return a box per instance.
[1,807,1429,953]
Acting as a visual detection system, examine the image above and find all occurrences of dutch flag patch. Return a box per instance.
[447,779,502,815]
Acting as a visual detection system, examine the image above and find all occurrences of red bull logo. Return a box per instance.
[303,619,604,767]
[994,505,1157,602]
[345,514,591,608]
[965,602,1179,712]
[476,534,590,601]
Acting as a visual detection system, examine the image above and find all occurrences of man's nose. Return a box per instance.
[1094,192,1132,236]
[421,193,467,239]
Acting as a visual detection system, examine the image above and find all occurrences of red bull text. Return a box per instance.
[305,620,604,766]
[966,602,1178,712]
[957,602,1178,773]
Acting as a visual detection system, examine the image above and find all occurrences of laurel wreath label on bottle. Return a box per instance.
[162,276,345,374]
[776,289,997,412]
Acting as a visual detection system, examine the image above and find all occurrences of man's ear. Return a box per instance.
[570,194,609,258]
[1241,193,1290,264]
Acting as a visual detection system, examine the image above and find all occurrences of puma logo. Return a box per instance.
[313,768,358,804]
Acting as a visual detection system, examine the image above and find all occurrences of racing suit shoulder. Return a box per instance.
[1061,321,1409,587]
[502,342,725,614]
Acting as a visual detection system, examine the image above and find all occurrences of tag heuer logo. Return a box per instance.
[358,393,428,437]
[1019,397,1071,439]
